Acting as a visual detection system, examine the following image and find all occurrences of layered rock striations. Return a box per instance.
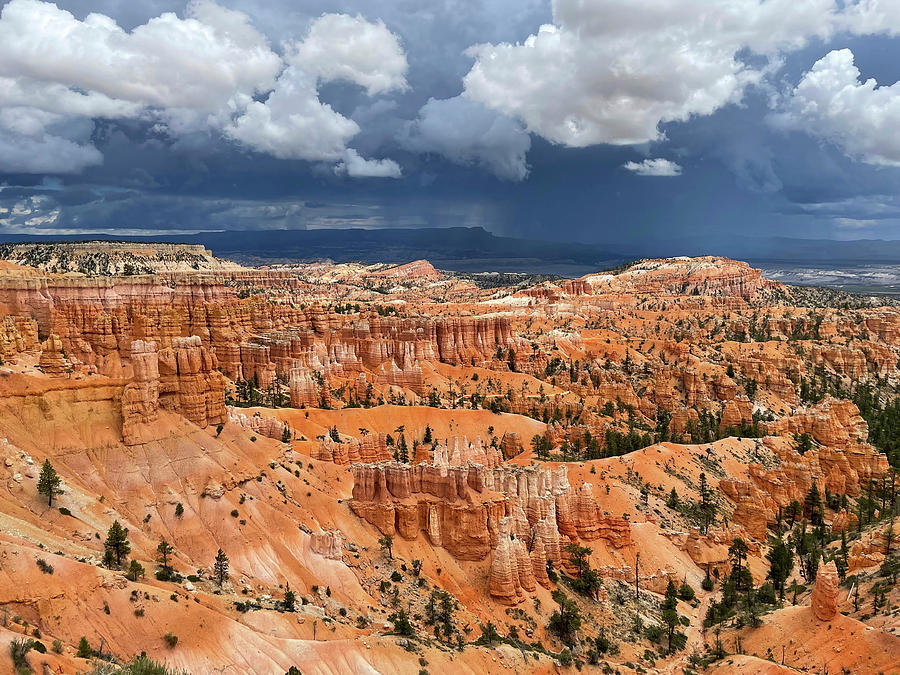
[811,560,840,621]
[350,458,630,603]
[121,337,225,444]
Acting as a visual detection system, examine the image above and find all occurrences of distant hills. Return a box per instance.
[2,227,900,273]
[0,227,624,275]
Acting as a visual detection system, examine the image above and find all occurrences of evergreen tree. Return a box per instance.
[378,535,393,560]
[804,483,824,526]
[480,621,500,646]
[283,582,296,612]
[126,559,145,581]
[104,520,130,567]
[214,548,229,586]
[699,472,716,534]
[423,424,433,444]
[766,538,794,601]
[728,538,752,595]
[76,637,92,658]
[548,590,581,646]
[667,487,679,509]
[389,609,414,636]
[662,580,679,653]
[157,539,174,573]
[37,459,62,507]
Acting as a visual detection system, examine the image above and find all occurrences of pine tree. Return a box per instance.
[214,548,229,586]
[699,472,716,534]
[766,538,794,601]
[281,425,291,443]
[104,520,130,567]
[37,459,62,507]
[127,559,145,581]
[804,483,824,526]
[667,487,679,509]
[283,582,296,612]
[76,637,92,658]
[662,580,679,653]
[157,539,174,572]
[378,535,393,560]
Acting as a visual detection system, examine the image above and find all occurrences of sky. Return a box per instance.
[1,0,900,248]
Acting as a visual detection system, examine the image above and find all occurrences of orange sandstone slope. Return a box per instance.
[0,246,898,674]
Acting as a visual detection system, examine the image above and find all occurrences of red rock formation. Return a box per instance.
[289,367,320,408]
[121,337,225,444]
[500,432,523,459]
[811,560,839,621]
[0,316,39,360]
[350,460,630,592]
[157,336,226,429]
[314,433,392,465]
[310,530,344,560]
[720,428,889,538]
[121,340,161,445]
[766,396,871,452]
[38,333,68,376]
[488,517,536,604]
[227,407,287,440]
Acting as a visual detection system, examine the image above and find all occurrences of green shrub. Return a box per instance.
[10,638,32,670]
[677,583,695,601]
[163,632,178,648]
[76,636,92,658]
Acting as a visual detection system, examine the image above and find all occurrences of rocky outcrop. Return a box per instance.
[766,397,871,453]
[0,315,38,359]
[676,524,761,578]
[314,433,392,465]
[310,530,344,561]
[488,517,536,604]
[720,430,888,538]
[122,337,225,444]
[579,257,776,306]
[811,560,839,621]
[157,336,226,429]
[38,333,68,376]
[121,340,161,445]
[289,367,320,408]
[350,460,630,601]
[227,407,287,440]
[432,436,504,469]
[500,432,523,459]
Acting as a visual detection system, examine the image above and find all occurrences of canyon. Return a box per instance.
[0,244,899,674]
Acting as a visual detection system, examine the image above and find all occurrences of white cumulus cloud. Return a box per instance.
[461,0,898,149]
[334,149,402,178]
[774,49,900,167]
[225,13,407,171]
[402,96,531,181]
[292,13,408,96]
[0,0,405,176]
[622,158,683,176]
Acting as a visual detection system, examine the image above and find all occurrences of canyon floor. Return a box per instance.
[0,242,899,674]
